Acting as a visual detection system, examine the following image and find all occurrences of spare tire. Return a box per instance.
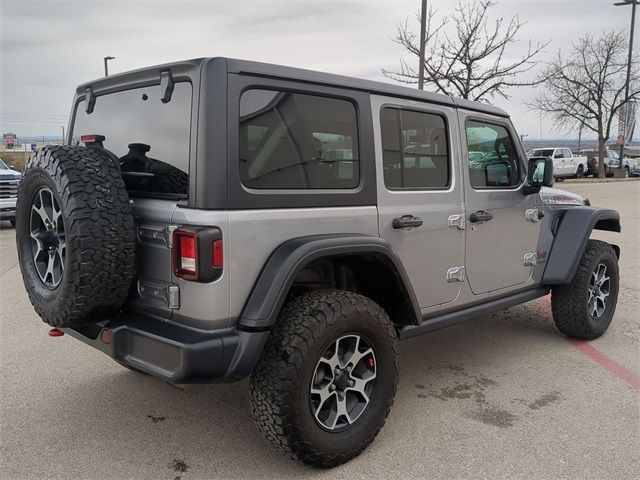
[16,146,136,328]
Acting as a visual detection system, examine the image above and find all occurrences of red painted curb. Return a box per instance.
[539,295,640,390]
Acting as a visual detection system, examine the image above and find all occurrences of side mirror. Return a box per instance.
[523,157,553,195]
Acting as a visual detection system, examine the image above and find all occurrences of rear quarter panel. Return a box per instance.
[227,207,379,321]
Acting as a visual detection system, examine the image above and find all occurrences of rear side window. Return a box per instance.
[380,107,449,189]
[71,82,192,197]
[239,89,359,189]
[465,120,521,188]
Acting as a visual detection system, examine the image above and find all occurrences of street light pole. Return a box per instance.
[614,0,638,166]
[418,0,427,90]
[103,56,115,77]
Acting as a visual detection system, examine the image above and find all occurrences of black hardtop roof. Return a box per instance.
[78,57,509,118]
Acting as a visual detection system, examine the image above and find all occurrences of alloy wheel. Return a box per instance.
[309,334,377,431]
[588,263,610,319]
[29,187,65,288]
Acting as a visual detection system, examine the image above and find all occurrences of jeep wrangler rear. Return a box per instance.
[15,58,621,468]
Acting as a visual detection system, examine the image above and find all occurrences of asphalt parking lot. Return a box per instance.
[1,181,638,479]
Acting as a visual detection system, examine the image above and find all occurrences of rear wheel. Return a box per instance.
[250,290,399,468]
[575,165,584,178]
[551,240,619,340]
[624,166,629,178]
[16,146,136,328]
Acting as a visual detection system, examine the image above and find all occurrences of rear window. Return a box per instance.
[71,82,192,197]
[380,107,450,189]
[239,89,359,189]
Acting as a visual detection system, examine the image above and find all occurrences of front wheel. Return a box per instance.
[624,166,629,178]
[551,240,619,340]
[250,290,399,468]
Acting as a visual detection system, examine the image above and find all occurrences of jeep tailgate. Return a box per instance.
[126,198,178,319]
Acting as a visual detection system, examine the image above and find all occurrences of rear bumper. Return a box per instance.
[65,312,269,383]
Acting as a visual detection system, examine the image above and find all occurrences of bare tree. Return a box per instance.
[529,31,639,178]
[383,0,549,102]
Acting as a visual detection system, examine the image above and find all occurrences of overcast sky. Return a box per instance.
[1,0,636,139]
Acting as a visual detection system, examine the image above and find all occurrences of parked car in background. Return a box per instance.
[0,158,22,226]
[626,159,640,177]
[526,147,587,180]
[580,148,633,177]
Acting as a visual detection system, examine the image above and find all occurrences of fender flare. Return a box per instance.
[542,206,620,284]
[237,234,421,330]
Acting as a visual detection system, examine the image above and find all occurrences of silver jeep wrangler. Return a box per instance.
[15,58,621,468]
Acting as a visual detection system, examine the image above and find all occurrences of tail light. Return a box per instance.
[174,231,198,279]
[172,227,223,282]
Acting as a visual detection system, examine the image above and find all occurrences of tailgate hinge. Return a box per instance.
[138,280,180,309]
[137,224,178,248]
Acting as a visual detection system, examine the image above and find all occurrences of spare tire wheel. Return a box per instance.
[16,146,136,328]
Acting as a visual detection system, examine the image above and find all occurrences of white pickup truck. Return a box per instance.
[527,147,588,180]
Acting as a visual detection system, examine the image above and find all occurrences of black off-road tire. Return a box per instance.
[575,165,584,179]
[250,290,399,468]
[551,240,619,340]
[16,146,136,328]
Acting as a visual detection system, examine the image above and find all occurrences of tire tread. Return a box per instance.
[249,290,398,468]
[16,146,135,327]
[551,239,618,340]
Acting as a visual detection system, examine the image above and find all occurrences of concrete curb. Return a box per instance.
[561,177,640,184]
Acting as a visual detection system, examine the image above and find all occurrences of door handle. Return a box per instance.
[470,210,494,223]
[392,215,423,229]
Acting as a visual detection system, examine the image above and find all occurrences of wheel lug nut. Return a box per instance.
[348,379,355,387]
[330,384,336,391]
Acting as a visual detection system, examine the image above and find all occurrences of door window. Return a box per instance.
[465,120,522,188]
[239,89,359,189]
[380,107,449,189]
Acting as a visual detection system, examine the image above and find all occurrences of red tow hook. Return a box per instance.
[48,328,64,337]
